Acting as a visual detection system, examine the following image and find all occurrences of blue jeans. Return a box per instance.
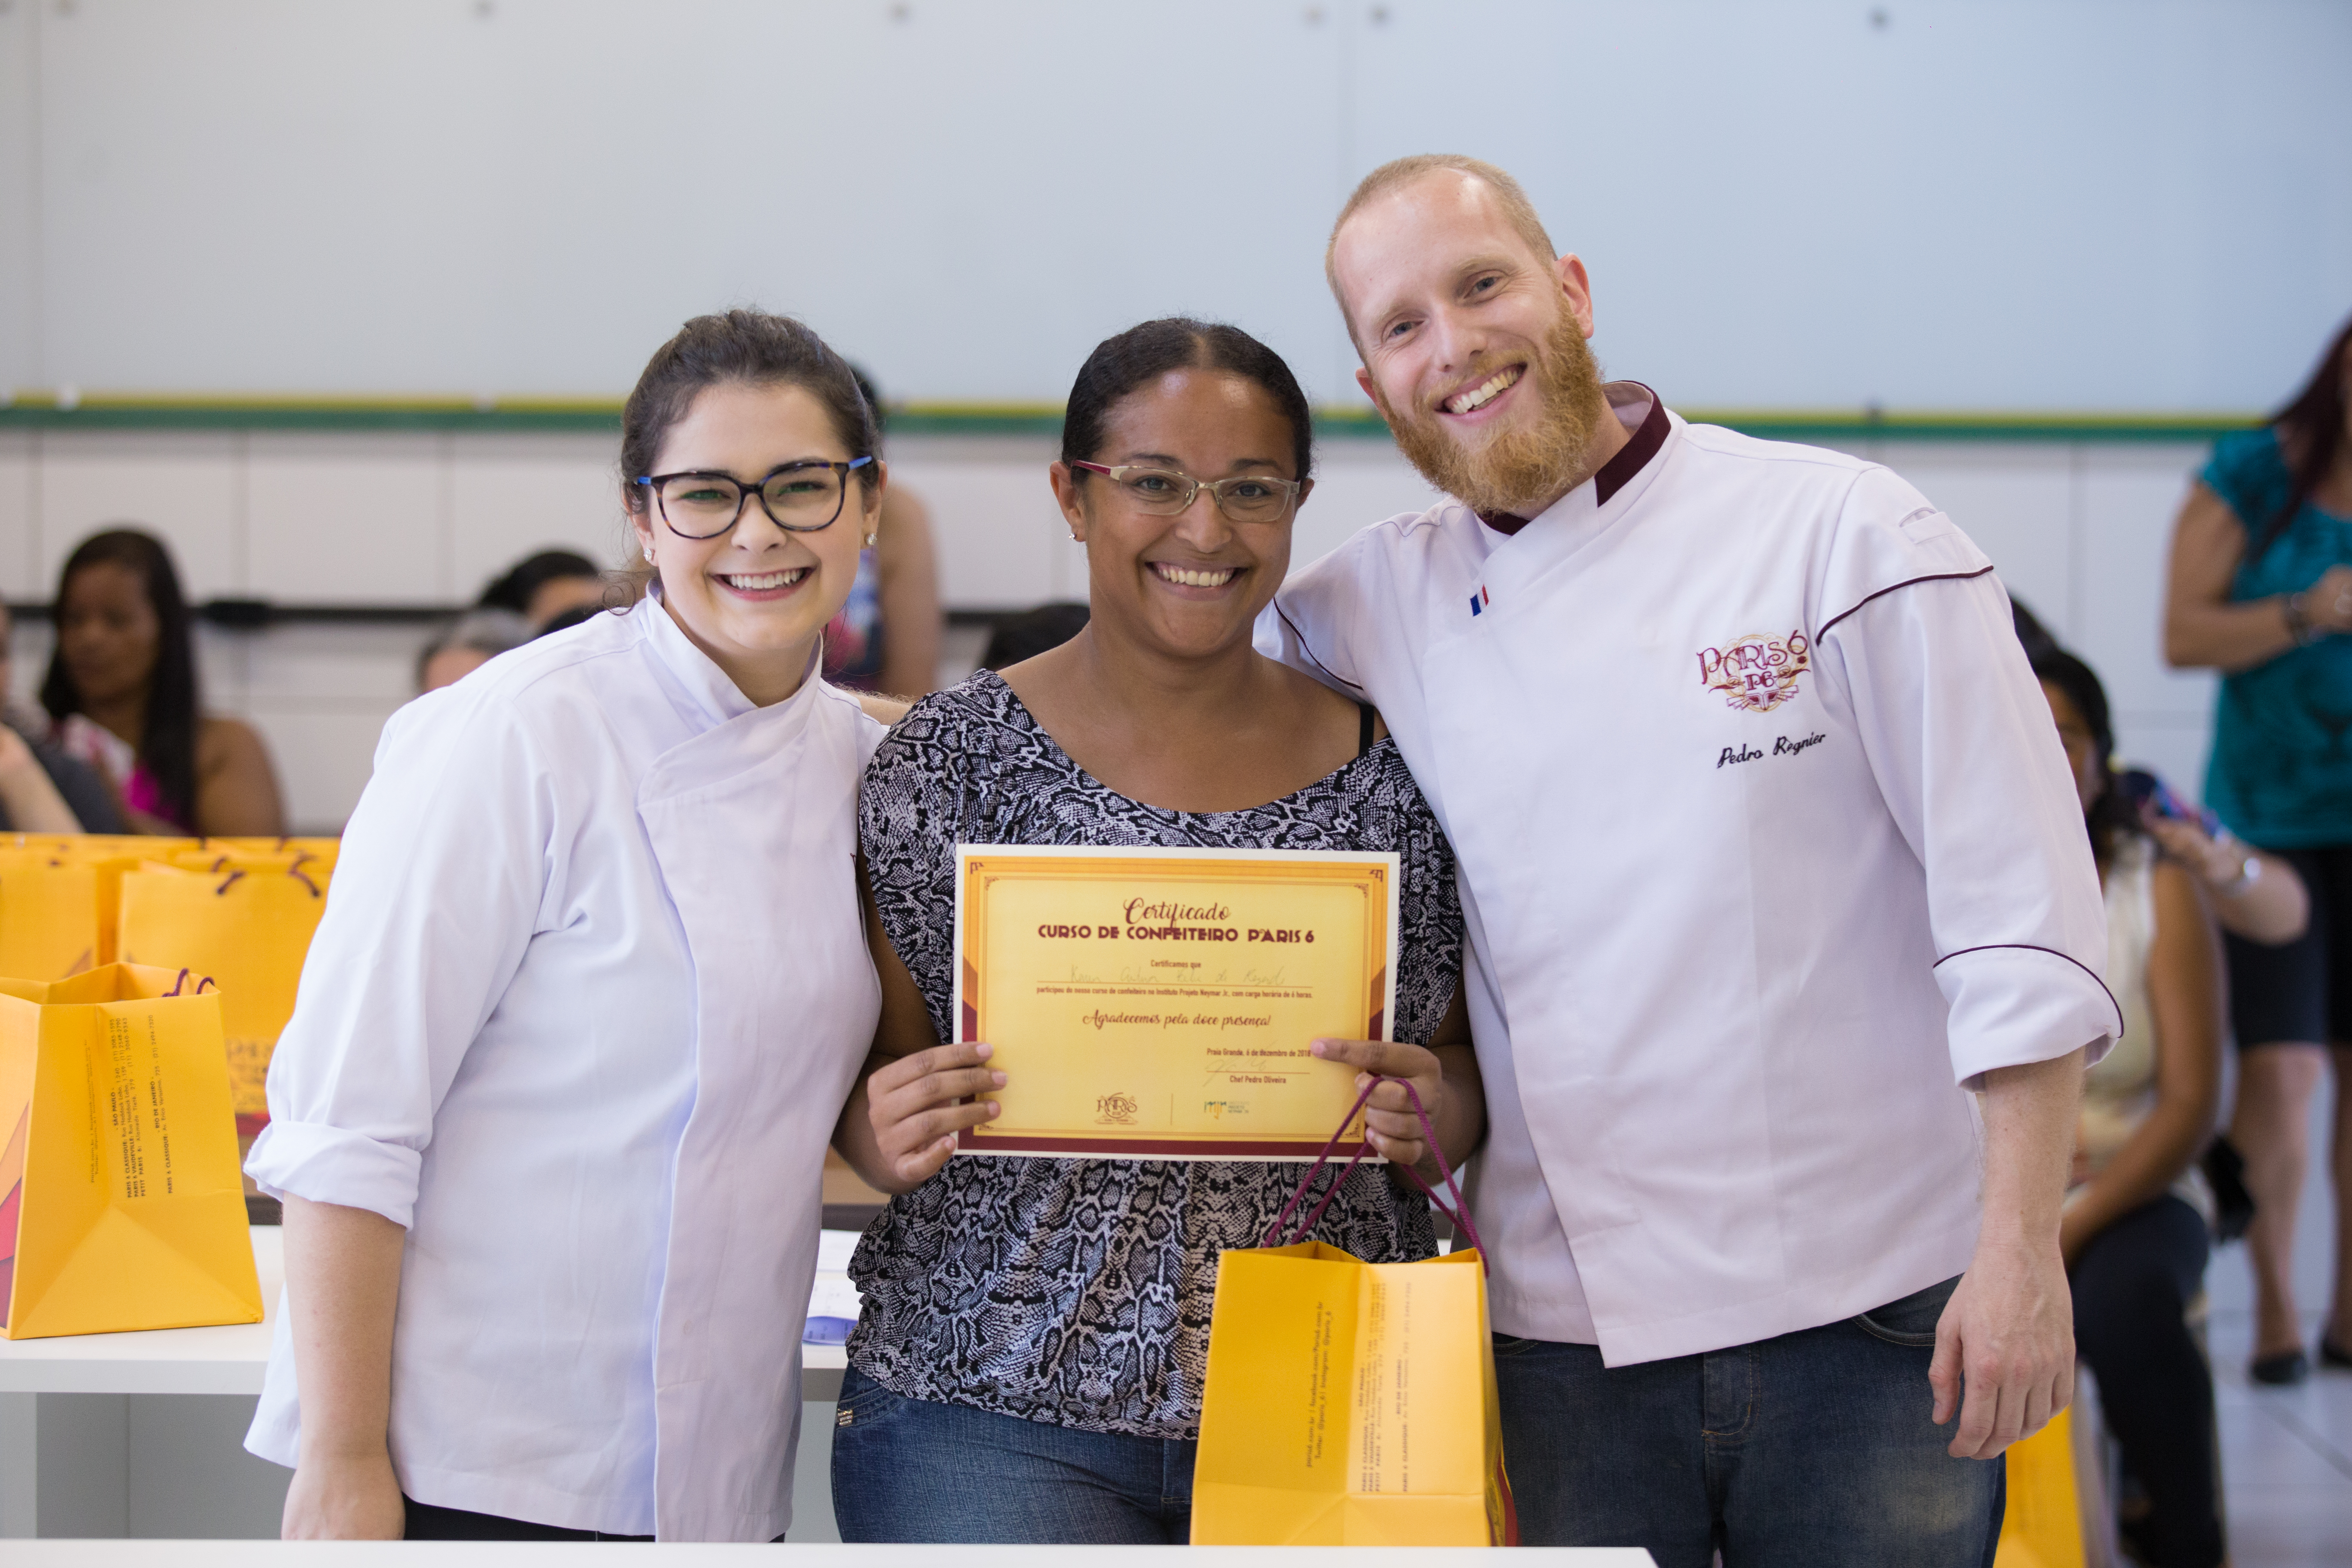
[829,1365,1198,1543]
[1495,1276,2005,1567]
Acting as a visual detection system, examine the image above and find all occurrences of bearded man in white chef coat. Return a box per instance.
[1259,155,2114,1565]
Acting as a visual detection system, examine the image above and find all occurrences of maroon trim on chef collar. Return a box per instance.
[1477,383,1669,536]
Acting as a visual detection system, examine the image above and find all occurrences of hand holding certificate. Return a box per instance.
[952,845,1401,1160]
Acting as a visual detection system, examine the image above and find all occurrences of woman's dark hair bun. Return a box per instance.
[1060,318,1313,486]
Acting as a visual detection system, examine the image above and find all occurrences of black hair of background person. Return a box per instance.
[536,603,600,638]
[2255,313,2352,557]
[2010,597,2063,665]
[478,550,601,616]
[848,365,890,437]
[980,602,1091,670]
[1059,318,1315,486]
[39,528,201,825]
[2031,646,2139,869]
[621,310,879,516]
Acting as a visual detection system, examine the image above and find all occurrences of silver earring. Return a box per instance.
[864,532,877,548]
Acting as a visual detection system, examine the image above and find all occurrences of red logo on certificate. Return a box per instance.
[1697,630,1811,714]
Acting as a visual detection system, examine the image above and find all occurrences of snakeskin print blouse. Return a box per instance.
[846,671,1464,1440]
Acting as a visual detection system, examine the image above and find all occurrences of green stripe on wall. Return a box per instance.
[0,395,2259,444]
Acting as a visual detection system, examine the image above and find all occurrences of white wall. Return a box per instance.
[0,1,2346,412]
[4,424,2212,833]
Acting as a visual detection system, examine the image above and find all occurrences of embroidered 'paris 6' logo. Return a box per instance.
[1697,631,1811,714]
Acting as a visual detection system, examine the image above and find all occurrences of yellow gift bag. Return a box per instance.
[0,963,263,1339]
[1194,1081,1516,1546]
[1993,1402,2098,1568]
[0,851,104,980]
[116,859,330,1134]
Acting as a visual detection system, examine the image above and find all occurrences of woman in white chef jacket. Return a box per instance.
[242,310,888,1542]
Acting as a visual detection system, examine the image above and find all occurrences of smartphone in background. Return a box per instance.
[2116,767,2224,837]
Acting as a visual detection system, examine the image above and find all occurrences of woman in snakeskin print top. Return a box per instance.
[827,320,1483,1544]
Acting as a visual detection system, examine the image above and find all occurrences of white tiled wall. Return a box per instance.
[1,427,2216,833]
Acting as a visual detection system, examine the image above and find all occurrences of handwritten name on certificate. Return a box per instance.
[952,845,1400,1160]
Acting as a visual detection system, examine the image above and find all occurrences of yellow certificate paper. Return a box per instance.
[953,844,1400,1160]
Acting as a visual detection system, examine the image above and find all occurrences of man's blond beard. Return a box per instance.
[1378,308,1609,516]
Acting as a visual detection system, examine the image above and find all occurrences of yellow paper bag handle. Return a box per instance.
[1265,1078,1485,1262]
[164,967,219,996]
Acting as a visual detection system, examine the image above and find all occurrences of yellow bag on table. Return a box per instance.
[0,836,205,972]
[1193,1083,1516,1546]
[116,859,329,1135]
[0,963,262,1339]
[162,839,339,878]
[0,851,105,980]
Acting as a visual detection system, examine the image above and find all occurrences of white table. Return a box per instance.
[0,1228,850,1539]
[5,1546,1652,1563]
[0,1228,851,1400]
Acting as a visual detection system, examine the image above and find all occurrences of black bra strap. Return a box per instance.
[1357,702,1376,757]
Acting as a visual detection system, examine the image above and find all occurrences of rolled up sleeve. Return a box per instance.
[245,686,551,1226]
[1822,497,2120,1090]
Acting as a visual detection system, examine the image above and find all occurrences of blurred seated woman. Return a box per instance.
[415,609,536,693]
[2038,649,2226,1568]
[41,529,285,836]
[830,319,1482,1544]
[0,600,124,833]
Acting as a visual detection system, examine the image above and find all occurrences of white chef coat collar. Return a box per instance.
[637,583,818,728]
[1478,381,1667,544]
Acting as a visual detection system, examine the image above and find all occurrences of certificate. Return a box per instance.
[952,844,1400,1160]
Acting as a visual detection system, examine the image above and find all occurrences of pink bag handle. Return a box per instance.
[1262,1075,1485,1265]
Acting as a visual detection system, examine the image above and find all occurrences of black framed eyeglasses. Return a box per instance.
[633,456,876,539]
[1069,461,1302,523]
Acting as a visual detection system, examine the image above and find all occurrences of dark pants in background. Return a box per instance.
[1494,1275,2004,1568]
[2071,1194,2223,1568]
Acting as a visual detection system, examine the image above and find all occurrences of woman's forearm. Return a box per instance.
[282,1195,405,1462]
[0,752,83,832]
[2062,1098,2213,1259]
[2164,593,2301,674]
[2212,849,2311,946]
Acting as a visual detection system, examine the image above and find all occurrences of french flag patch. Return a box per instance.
[1470,585,1491,616]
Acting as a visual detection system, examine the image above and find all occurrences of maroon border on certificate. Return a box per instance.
[959,1129,1373,1160]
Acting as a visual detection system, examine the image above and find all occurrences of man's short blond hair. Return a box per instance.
[1325,155,1557,339]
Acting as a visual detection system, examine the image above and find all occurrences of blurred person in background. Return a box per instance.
[2037,647,2226,1568]
[415,609,536,693]
[478,548,609,629]
[2162,313,2352,1384]
[40,528,285,836]
[0,600,124,833]
[821,368,941,695]
[2016,597,2308,943]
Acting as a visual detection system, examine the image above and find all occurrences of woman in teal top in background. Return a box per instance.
[2165,314,2352,1385]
